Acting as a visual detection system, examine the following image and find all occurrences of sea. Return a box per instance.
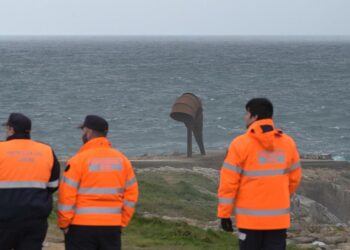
[0,36,349,161]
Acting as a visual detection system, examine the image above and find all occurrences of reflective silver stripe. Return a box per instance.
[242,168,288,177]
[218,197,235,205]
[258,150,286,164]
[47,179,59,188]
[235,208,290,216]
[289,162,301,171]
[78,187,124,195]
[75,207,122,214]
[222,162,242,174]
[259,155,285,164]
[124,200,136,208]
[89,163,122,172]
[0,181,47,189]
[62,176,79,189]
[58,203,75,211]
[125,177,136,188]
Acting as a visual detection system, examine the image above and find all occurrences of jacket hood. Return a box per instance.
[247,119,282,151]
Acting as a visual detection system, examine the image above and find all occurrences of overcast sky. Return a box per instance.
[0,0,349,36]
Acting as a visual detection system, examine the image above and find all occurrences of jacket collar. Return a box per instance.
[6,133,31,141]
[247,119,275,134]
[78,137,112,154]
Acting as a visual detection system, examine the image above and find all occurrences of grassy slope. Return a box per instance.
[123,215,238,250]
[48,168,309,249]
[136,170,218,221]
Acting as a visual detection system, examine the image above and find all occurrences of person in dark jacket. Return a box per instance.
[0,113,60,250]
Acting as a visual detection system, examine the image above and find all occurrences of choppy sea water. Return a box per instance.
[0,36,349,161]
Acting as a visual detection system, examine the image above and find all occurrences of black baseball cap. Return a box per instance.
[2,113,32,134]
[79,115,108,133]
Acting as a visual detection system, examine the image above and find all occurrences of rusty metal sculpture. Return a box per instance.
[170,93,206,157]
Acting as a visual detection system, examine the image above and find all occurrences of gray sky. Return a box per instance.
[0,0,349,36]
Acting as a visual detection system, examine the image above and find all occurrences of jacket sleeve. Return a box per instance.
[47,150,60,194]
[289,140,302,194]
[121,158,139,227]
[57,158,81,229]
[217,140,243,218]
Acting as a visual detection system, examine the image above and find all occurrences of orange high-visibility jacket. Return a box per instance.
[217,119,302,230]
[58,137,138,228]
[0,138,60,222]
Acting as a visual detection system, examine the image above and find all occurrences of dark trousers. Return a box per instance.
[65,225,121,250]
[238,228,287,250]
[0,220,48,250]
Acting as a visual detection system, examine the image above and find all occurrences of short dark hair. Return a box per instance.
[91,129,108,137]
[245,98,273,120]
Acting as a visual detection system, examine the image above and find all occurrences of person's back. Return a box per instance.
[224,119,300,229]
[58,115,138,250]
[0,139,57,222]
[0,113,60,250]
[217,98,302,250]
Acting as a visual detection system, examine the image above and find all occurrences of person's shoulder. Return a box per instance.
[110,147,131,162]
[31,140,54,151]
[226,134,250,154]
[0,140,8,150]
[231,133,249,146]
[274,131,298,151]
[277,131,296,144]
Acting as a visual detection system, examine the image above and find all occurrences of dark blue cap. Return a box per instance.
[79,115,108,132]
[2,113,32,134]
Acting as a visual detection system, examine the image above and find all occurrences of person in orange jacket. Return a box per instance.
[217,98,302,250]
[0,113,60,250]
[58,115,138,250]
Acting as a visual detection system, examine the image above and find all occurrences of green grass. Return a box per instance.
[136,171,217,221]
[123,214,238,250]
[122,215,309,250]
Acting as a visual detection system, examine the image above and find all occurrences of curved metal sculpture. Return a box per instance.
[170,93,206,157]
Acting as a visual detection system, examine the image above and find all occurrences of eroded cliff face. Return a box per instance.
[296,167,350,224]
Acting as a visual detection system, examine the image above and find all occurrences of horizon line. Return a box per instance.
[1,34,350,37]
